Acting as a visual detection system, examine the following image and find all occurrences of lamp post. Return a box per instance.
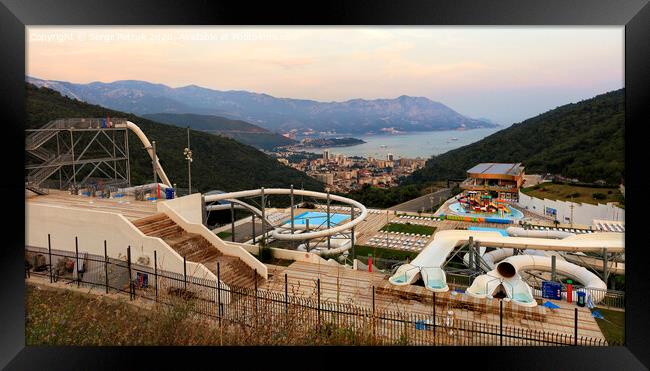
[183,127,193,195]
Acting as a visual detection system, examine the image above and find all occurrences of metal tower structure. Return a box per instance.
[25,118,131,194]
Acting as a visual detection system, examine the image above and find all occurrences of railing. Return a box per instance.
[24,244,619,346]
[445,275,625,310]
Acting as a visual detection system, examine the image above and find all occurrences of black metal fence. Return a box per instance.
[24,240,617,346]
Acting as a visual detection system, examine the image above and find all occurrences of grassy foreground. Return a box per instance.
[592,307,624,345]
[25,283,378,346]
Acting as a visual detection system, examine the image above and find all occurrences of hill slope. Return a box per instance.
[406,89,624,184]
[142,113,295,150]
[27,77,497,134]
[26,84,323,192]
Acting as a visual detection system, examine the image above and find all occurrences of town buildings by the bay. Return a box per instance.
[272,150,426,192]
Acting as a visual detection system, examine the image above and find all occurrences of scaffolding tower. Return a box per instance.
[25,118,131,194]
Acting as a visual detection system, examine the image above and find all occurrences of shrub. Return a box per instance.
[593,192,607,200]
[259,245,274,263]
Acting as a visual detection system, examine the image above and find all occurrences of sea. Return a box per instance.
[302,127,502,159]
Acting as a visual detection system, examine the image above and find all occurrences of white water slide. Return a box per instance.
[204,188,368,241]
[388,230,623,301]
[115,121,172,187]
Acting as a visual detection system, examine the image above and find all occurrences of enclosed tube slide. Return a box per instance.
[466,254,608,307]
[388,230,623,293]
[115,121,172,187]
[296,237,352,256]
[462,247,564,272]
[205,203,248,212]
[204,189,368,241]
[506,226,574,239]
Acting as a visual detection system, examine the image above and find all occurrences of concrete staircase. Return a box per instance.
[133,213,259,289]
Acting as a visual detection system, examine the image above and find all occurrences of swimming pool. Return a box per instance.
[448,202,524,220]
[467,226,510,237]
[286,211,351,228]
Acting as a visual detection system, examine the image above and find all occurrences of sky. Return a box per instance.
[27,26,623,125]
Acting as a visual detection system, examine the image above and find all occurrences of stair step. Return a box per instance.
[131,212,262,290]
[137,219,177,233]
[132,213,169,227]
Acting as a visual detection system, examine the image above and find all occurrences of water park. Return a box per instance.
[25,118,626,346]
[449,191,525,221]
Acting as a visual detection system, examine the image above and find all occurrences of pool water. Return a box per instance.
[449,202,524,220]
[467,226,510,237]
[288,211,351,227]
[427,279,445,289]
[513,292,534,303]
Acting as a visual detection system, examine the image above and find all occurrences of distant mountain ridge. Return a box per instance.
[27,77,497,135]
[26,83,324,192]
[142,113,296,150]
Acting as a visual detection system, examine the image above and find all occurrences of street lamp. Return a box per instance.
[183,127,193,194]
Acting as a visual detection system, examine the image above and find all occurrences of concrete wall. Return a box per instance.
[158,198,269,279]
[517,191,625,226]
[25,203,216,280]
[158,193,204,224]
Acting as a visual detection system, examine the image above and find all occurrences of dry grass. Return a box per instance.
[25,283,379,346]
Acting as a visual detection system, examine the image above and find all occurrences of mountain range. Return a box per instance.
[26,83,323,193]
[27,77,498,135]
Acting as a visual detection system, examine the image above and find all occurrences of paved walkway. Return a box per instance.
[26,189,158,220]
[388,189,451,212]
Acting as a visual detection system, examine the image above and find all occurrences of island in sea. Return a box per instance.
[291,137,366,149]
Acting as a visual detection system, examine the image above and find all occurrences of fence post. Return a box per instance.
[47,234,52,283]
[75,236,80,287]
[574,308,578,346]
[372,286,376,344]
[254,269,258,329]
[154,250,158,302]
[317,278,321,330]
[183,255,187,290]
[500,300,503,346]
[285,273,288,318]
[217,262,221,319]
[127,246,133,300]
[104,240,108,294]
[433,292,437,344]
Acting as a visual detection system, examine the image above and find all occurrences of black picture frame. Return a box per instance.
[1,0,648,369]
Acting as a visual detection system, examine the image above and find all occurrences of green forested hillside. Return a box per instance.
[406,89,624,185]
[26,84,323,192]
[142,113,296,150]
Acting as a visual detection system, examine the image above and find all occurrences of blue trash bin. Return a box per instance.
[577,291,586,307]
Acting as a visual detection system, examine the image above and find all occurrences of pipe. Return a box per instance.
[297,238,352,256]
[506,226,574,239]
[116,121,172,186]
